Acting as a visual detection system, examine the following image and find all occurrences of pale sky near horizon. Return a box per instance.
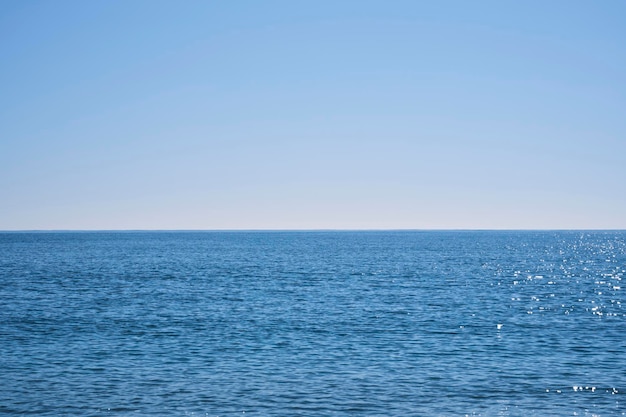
[1,1,625,230]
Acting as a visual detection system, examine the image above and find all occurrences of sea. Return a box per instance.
[1,231,625,416]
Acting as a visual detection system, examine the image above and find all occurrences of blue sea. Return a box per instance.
[1,231,625,416]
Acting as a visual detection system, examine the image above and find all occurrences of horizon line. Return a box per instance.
[1,228,625,233]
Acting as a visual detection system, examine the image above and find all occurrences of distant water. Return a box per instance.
[1,231,625,416]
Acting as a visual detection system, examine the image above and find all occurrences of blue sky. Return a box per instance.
[1,1,624,230]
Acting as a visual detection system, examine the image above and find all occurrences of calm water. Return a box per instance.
[1,231,625,416]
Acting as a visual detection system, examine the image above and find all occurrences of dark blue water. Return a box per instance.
[1,231,625,416]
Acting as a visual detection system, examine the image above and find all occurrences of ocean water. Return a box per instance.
[1,231,625,417]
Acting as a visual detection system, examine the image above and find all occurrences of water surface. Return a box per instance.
[1,231,624,416]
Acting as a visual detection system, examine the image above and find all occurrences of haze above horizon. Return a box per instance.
[1,1,624,230]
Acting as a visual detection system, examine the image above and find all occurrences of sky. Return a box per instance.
[1,0,624,230]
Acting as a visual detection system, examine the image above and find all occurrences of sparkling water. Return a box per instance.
[1,231,624,416]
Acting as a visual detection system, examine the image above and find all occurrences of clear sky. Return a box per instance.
[1,1,624,230]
